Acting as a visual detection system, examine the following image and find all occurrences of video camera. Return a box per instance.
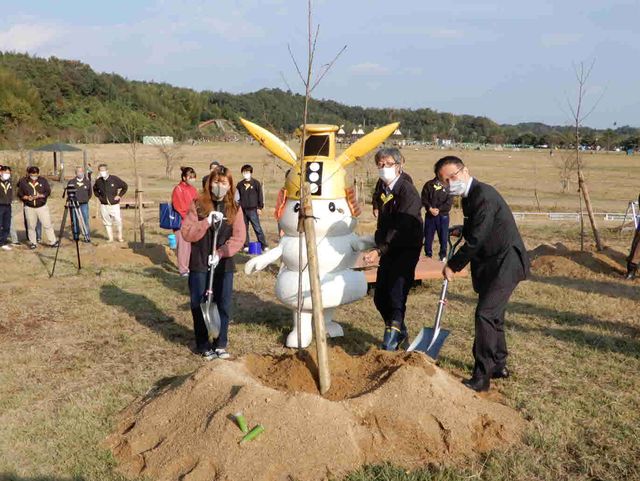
[64,184,77,200]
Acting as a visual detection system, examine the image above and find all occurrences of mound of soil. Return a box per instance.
[107,348,524,481]
[529,243,624,277]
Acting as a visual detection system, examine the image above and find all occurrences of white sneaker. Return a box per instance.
[242,247,249,253]
[215,348,230,360]
[263,246,269,252]
[1,245,12,251]
[200,349,216,361]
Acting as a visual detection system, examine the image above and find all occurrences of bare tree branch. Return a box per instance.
[288,43,307,87]
[279,71,293,92]
[310,45,347,92]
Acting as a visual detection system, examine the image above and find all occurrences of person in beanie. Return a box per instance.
[421,169,453,261]
[0,165,13,251]
[235,164,268,252]
[181,165,246,360]
[93,163,128,242]
[363,148,423,351]
[66,166,92,242]
[171,166,199,276]
[17,166,58,249]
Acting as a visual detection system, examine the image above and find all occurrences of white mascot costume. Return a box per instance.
[242,119,399,348]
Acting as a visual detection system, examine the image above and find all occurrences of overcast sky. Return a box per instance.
[1,0,638,128]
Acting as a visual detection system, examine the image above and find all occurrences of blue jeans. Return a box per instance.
[71,203,90,240]
[188,269,234,351]
[424,214,449,259]
[243,209,268,248]
[0,204,10,246]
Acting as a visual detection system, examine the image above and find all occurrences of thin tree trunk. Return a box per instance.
[301,182,330,394]
[577,168,603,250]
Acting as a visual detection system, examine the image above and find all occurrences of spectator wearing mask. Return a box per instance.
[171,167,199,276]
[66,166,92,242]
[201,160,220,189]
[0,165,13,251]
[181,166,246,360]
[93,163,128,243]
[363,148,423,351]
[421,171,453,261]
[16,166,58,249]
[235,164,268,252]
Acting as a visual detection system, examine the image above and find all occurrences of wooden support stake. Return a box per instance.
[301,182,331,395]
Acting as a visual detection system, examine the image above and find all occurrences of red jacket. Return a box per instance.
[171,181,199,219]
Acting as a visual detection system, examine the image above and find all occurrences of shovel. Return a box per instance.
[407,226,463,359]
[201,214,222,339]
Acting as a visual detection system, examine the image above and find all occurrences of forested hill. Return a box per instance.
[0,51,638,149]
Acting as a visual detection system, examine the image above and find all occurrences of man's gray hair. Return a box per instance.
[374,147,404,165]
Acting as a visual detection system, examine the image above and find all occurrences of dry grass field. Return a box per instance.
[1,142,639,481]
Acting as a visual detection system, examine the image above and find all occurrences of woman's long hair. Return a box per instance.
[197,165,238,224]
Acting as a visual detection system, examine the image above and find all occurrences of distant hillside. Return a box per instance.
[0,51,638,149]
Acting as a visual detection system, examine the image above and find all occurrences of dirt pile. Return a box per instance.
[529,243,624,277]
[107,348,525,481]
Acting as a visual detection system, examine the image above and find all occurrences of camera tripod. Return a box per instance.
[50,191,90,277]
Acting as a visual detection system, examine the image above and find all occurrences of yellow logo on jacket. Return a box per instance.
[380,193,394,205]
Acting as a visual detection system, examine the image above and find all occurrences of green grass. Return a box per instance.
[1,144,639,481]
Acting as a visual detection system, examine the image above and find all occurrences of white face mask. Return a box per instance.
[99,171,108,178]
[1,173,10,181]
[448,179,467,196]
[242,172,251,181]
[211,184,229,200]
[187,177,196,184]
[76,174,84,180]
[378,166,397,184]
[30,175,38,181]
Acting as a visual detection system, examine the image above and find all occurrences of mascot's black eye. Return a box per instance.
[294,202,300,213]
[328,202,336,212]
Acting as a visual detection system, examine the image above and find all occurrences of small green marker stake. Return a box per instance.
[239,424,264,444]
[234,412,249,434]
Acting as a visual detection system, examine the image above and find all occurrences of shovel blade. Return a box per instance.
[200,300,221,339]
[407,328,450,359]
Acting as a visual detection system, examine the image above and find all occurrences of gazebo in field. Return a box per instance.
[30,143,88,181]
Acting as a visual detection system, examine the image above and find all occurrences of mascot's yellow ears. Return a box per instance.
[240,118,399,202]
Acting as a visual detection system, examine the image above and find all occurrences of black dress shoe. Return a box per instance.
[462,376,490,392]
[492,366,510,379]
[625,270,636,280]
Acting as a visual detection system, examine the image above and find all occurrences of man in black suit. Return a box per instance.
[364,148,423,350]
[438,155,530,392]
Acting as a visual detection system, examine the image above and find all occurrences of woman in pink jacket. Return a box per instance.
[181,166,246,360]
[171,167,199,276]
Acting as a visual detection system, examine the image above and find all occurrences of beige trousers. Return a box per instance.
[25,205,56,245]
[100,204,123,241]
[99,204,122,227]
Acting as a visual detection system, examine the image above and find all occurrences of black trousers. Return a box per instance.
[424,214,449,259]
[0,204,10,246]
[472,282,518,378]
[374,247,421,328]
